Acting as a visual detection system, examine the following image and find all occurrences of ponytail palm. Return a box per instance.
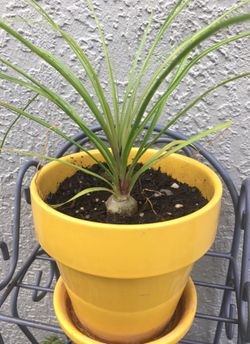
[0,0,250,216]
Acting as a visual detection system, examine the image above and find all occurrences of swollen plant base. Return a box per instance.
[54,277,197,344]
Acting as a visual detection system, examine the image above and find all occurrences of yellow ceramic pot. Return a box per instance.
[53,277,197,344]
[30,149,222,343]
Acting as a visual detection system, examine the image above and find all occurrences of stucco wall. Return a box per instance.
[0,0,250,343]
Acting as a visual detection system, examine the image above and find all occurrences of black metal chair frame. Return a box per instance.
[0,126,249,344]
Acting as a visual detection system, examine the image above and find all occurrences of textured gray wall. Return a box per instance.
[0,0,250,343]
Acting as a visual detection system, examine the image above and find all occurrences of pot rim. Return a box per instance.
[30,149,222,229]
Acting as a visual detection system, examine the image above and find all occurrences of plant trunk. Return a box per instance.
[105,194,138,217]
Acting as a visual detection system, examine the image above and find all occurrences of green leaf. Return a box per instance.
[0,147,113,187]
[43,336,66,344]
[136,14,250,128]
[0,94,39,149]
[123,19,250,167]
[0,21,101,118]
[120,13,153,123]
[126,32,250,171]
[0,100,112,178]
[122,0,192,143]
[0,63,116,171]
[129,121,232,191]
[146,71,250,149]
[25,0,116,149]
[0,20,118,162]
[51,187,113,208]
[86,0,119,132]
[132,0,250,120]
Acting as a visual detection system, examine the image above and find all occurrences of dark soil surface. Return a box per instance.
[46,164,208,224]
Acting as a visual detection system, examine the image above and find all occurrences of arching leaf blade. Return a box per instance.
[0,100,113,178]
[129,121,232,191]
[0,147,112,186]
[0,94,39,149]
[51,187,113,209]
